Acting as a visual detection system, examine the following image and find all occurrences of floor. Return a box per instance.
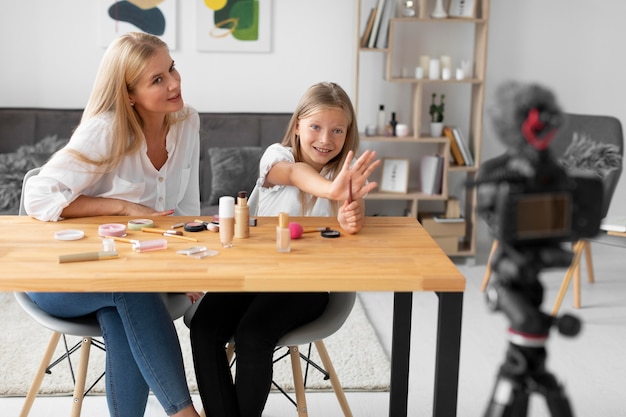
[3,240,625,417]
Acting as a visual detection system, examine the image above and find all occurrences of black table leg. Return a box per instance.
[433,292,463,417]
[389,292,412,417]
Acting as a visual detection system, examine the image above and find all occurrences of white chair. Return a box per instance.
[184,292,356,417]
[16,167,192,417]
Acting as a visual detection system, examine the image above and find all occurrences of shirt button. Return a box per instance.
[158,177,164,182]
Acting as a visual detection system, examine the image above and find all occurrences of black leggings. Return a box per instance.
[189,292,329,417]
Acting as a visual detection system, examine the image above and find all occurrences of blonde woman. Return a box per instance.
[24,32,201,417]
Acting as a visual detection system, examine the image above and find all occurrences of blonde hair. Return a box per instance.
[70,32,188,169]
[281,82,360,214]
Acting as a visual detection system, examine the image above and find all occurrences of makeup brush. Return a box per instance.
[287,222,330,239]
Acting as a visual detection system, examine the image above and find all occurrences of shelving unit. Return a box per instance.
[355,0,490,257]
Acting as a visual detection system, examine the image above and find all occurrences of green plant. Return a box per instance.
[429,93,445,123]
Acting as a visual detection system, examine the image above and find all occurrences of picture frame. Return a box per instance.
[448,0,477,18]
[380,158,410,194]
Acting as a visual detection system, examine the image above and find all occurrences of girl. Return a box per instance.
[190,82,379,417]
[24,32,202,417]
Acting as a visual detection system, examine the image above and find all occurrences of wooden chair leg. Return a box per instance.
[481,240,498,292]
[20,331,62,417]
[314,341,353,417]
[289,346,308,417]
[583,240,595,284]
[552,240,586,315]
[70,337,92,417]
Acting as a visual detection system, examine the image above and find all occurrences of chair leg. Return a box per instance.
[20,331,62,417]
[70,337,92,417]
[552,240,586,315]
[314,341,353,417]
[481,240,498,292]
[289,346,308,417]
[583,240,595,284]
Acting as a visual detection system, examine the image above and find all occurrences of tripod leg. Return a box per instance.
[537,373,575,417]
[484,373,529,417]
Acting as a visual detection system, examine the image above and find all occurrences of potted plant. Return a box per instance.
[429,93,445,137]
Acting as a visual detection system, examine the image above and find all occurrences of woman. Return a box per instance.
[24,32,202,417]
[190,82,379,417]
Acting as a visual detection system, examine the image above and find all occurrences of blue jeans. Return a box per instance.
[27,292,193,417]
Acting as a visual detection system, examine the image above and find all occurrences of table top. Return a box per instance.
[0,215,465,293]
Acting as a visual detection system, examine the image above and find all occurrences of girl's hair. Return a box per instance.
[70,32,188,169]
[281,82,360,214]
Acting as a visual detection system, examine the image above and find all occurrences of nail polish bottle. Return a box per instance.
[276,212,291,253]
[235,191,250,239]
[219,196,235,248]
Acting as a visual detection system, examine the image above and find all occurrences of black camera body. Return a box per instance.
[486,151,602,246]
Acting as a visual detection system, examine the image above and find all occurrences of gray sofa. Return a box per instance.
[0,108,291,215]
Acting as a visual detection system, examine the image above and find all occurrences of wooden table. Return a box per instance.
[0,215,465,417]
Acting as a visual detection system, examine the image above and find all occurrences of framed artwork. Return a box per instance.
[196,0,272,53]
[380,158,410,194]
[448,0,477,18]
[99,0,178,49]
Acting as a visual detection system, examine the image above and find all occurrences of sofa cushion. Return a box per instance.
[207,146,264,206]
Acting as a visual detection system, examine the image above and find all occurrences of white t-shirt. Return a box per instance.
[252,143,333,216]
[24,106,201,221]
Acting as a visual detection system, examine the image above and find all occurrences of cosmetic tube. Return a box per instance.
[132,239,168,252]
[58,251,118,263]
[235,191,250,238]
[219,196,235,248]
[276,212,291,253]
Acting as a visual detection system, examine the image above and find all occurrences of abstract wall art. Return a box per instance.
[100,0,177,49]
[196,0,271,53]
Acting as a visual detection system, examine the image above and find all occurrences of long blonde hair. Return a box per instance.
[71,32,188,169]
[281,82,360,214]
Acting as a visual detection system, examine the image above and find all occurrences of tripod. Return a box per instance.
[483,243,581,417]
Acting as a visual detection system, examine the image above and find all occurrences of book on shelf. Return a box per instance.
[443,126,465,166]
[452,127,474,166]
[360,7,376,47]
[419,154,444,195]
[367,0,387,48]
[375,0,394,49]
[600,216,626,232]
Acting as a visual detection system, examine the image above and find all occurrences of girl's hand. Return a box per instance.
[329,150,381,201]
[338,199,365,234]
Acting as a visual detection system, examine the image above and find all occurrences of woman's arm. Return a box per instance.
[60,196,174,218]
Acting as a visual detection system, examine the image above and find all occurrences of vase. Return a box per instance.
[431,0,447,19]
[430,122,444,137]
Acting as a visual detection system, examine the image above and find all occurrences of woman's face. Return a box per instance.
[295,108,348,172]
[129,46,183,116]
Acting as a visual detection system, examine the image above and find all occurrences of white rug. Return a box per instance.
[0,293,390,397]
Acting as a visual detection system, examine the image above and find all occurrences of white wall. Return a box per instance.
[2,0,625,244]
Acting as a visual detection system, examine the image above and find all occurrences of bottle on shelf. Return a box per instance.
[377,104,386,136]
[389,112,398,136]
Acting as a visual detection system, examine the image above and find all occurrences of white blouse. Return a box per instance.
[24,107,200,221]
[252,143,333,217]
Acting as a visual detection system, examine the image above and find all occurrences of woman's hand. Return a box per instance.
[185,292,204,303]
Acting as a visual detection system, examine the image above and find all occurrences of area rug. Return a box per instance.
[0,293,390,397]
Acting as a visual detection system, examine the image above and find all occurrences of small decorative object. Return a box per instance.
[431,0,448,18]
[396,123,409,137]
[396,0,417,17]
[440,55,452,71]
[455,68,465,80]
[429,93,445,137]
[415,66,424,79]
[441,67,451,80]
[461,59,473,78]
[380,158,410,193]
[428,58,441,80]
[365,124,377,136]
[448,0,477,18]
[418,55,430,78]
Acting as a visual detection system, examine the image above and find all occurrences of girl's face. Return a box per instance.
[129,46,183,116]
[295,108,349,172]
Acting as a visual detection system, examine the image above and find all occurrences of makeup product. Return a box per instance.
[142,228,183,236]
[193,220,220,232]
[127,219,154,230]
[176,246,208,255]
[288,222,331,239]
[348,177,353,204]
[235,191,250,239]
[54,230,85,241]
[377,104,386,136]
[101,238,116,252]
[110,236,138,244]
[98,223,127,237]
[219,196,235,248]
[132,239,168,252]
[276,212,291,253]
[58,251,118,263]
[184,222,205,232]
[171,222,185,229]
[162,232,198,242]
[321,230,341,238]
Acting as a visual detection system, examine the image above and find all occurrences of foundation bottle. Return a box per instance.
[219,196,235,248]
[276,212,291,253]
[234,191,250,238]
